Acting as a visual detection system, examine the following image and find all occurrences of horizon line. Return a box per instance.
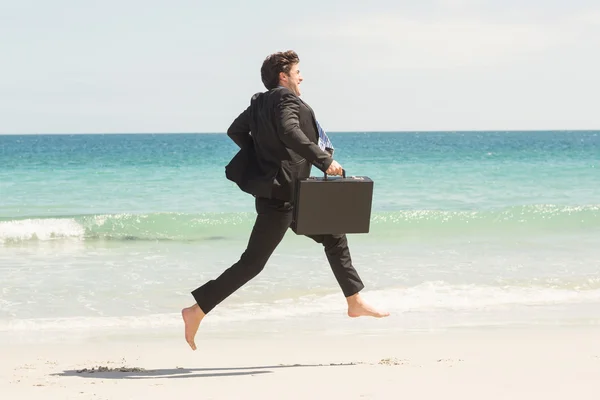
[1,129,599,136]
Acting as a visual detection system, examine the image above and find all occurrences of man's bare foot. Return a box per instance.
[181,304,205,350]
[346,293,390,318]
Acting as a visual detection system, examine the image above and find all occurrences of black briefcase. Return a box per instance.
[291,169,374,235]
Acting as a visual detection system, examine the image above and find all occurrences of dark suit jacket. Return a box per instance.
[225,87,333,202]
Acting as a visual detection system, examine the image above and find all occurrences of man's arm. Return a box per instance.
[276,90,333,172]
[227,106,253,149]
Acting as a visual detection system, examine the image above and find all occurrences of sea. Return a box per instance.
[1,131,599,342]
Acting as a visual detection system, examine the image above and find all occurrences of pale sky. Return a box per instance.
[1,0,599,134]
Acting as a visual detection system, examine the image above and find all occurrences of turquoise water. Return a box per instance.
[1,131,599,340]
[2,131,599,217]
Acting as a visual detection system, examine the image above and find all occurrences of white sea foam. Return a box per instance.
[2,282,600,334]
[0,218,85,243]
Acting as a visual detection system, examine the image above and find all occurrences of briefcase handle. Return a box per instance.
[323,169,346,180]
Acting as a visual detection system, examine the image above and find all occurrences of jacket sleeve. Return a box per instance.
[275,90,333,172]
[227,106,253,149]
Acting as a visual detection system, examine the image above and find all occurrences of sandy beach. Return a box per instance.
[2,325,599,399]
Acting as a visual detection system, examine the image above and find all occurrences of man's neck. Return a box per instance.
[277,85,299,97]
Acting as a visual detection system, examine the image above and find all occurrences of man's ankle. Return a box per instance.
[346,293,361,304]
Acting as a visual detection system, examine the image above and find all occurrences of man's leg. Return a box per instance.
[307,233,389,318]
[182,197,293,350]
[306,233,364,297]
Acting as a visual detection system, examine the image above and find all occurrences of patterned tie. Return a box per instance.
[315,120,334,155]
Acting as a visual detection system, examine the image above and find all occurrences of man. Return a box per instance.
[182,50,389,351]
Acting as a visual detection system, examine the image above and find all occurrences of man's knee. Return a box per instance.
[323,234,348,253]
[306,233,349,253]
[238,250,270,277]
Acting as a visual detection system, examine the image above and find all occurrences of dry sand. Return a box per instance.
[2,326,599,399]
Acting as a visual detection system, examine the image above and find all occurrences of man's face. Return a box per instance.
[280,63,303,96]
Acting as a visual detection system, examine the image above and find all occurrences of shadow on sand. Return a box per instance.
[52,362,359,380]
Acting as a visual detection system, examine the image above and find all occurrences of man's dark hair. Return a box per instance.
[260,50,300,90]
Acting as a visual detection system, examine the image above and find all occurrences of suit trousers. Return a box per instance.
[191,196,365,314]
